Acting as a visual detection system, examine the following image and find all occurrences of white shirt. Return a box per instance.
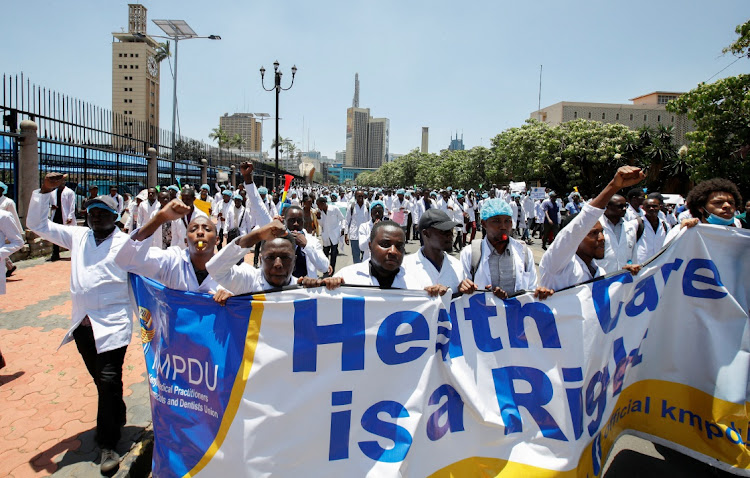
[633,216,668,264]
[460,237,538,292]
[624,204,643,222]
[345,202,370,239]
[206,239,295,294]
[110,193,124,214]
[171,207,209,249]
[115,234,221,293]
[27,190,133,353]
[228,205,252,235]
[334,259,422,289]
[522,196,535,220]
[318,206,345,247]
[402,249,463,292]
[539,203,606,291]
[0,210,24,294]
[50,186,76,225]
[137,200,160,229]
[391,197,411,226]
[597,216,637,274]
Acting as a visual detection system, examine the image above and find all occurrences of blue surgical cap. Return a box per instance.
[200,184,210,191]
[396,188,405,195]
[481,198,513,220]
[168,185,180,192]
[258,186,268,195]
[370,200,385,211]
[233,194,242,200]
[222,190,232,197]
[482,193,489,199]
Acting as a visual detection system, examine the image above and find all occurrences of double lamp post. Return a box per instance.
[260,61,296,192]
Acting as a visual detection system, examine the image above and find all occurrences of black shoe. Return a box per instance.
[46,256,60,262]
[541,245,547,250]
[6,266,16,277]
[100,448,120,475]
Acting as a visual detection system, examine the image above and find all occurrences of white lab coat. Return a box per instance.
[244,182,275,228]
[115,234,221,293]
[402,249,463,291]
[110,193,124,215]
[0,210,24,294]
[597,216,637,273]
[539,204,606,291]
[0,195,22,233]
[460,237,538,292]
[298,230,330,276]
[358,221,374,261]
[624,204,642,222]
[344,202,370,240]
[213,199,233,234]
[170,207,209,249]
[227,205,252,236]
[334,259,422,289]
[50,186,76,225]
[391,197,411,227]
[27,190,133,353]
[137,200,160,229]
[632,217,668,264]
[318,206,345,247]
[206,239,295,294]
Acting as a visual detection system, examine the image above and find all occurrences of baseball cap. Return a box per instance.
[419,209,460,232]
[84,195,118,214]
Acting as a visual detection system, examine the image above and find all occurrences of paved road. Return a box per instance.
[0,231,733,477]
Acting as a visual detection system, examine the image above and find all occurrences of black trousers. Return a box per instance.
[217,229,224,251]
[73,325,127,449]
[323,244,339,274]
[542,221,559,247]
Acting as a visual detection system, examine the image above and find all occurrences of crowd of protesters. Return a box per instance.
[0,161,747,473]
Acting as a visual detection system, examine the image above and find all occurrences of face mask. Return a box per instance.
[704,209,735,226]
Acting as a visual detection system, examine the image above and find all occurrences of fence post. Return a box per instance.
[17,120,38,229]
[147,147,158,187]
[230,165,236,188]
[200,158,207,186]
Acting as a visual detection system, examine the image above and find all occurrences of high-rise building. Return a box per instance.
[530,91,694,145]
[111,4,160,150]
[219,113,262,152]
[448,133,465,151]
[345,107,370,167]
[367,118,389,168]
[421,127,429,153]
[344,74,390,168]
[335,151,346,163]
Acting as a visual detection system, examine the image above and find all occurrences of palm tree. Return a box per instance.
[209,127,229,165]
[154,42,171,63]
[229,133,245,151]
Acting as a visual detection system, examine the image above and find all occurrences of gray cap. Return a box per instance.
[418,209,460,231]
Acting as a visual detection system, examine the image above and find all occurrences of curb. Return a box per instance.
[114,425,154,478]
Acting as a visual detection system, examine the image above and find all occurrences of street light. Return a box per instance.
[151,19,220,183]
[260,61,297,192]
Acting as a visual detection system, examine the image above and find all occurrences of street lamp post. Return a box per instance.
[260,61,296,192]
[151,19,220,183]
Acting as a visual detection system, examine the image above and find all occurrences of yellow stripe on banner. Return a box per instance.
[429,457,578,478]
[431,379,750,477]
[184,294,267,478]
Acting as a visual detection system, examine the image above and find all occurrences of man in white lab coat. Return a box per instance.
[597,194,638,274]
[49,178,76,261]
[316,196,345,274]
[27,173,133,474]
[539,166,645,292]
[402,209,463,293]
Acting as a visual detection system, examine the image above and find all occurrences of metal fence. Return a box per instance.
[1,73,299,206]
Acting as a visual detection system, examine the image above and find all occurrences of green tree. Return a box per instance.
[667,20,750,193]
[173,138,204,163]
[154,42,171,63]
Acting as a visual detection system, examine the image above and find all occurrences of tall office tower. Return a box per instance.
[448,132,465,151]
[335,151,346,164]
[367,118,389,168]
[421,127,429,153]
[352,73,360,108]
[219,113,261,151]
[112,4,160,151]
[345,107,370,167]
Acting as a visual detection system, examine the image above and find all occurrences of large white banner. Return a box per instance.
[130,226,750,477]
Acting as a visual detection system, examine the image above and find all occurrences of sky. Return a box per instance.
[2,1,747,160]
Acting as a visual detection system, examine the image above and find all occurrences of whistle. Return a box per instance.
[197,241,205,249]
[501,234,508,241]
